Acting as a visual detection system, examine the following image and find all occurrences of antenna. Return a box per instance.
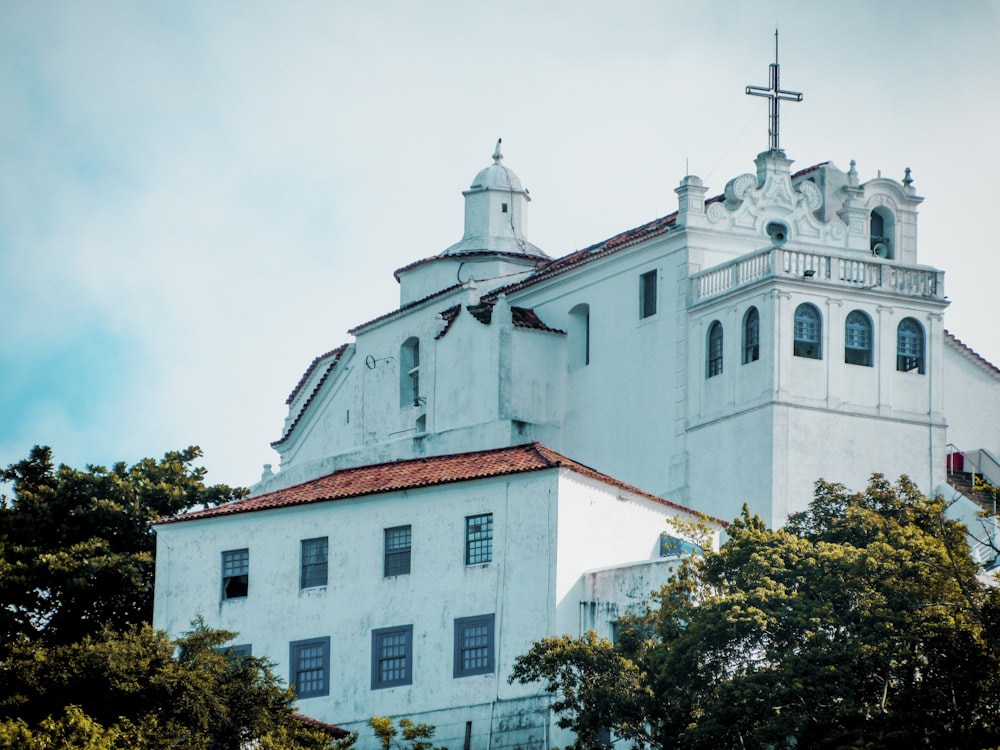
[745,29,803,152]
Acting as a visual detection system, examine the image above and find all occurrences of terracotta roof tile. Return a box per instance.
[511,306,565,334]
[483,211,679,301]
[945,330,1000,381]
[289,713,351,738]
[273,345,349,448]
[393,250,547,282]
[433,304,461,340]
[348,284,465,336]
[155,442,721,526]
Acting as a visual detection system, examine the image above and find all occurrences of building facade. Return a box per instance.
[154,133,1000,746]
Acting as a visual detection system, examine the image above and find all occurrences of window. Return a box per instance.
[742,307,760,364]
[222,548,248,599]
[569,303,590,367]
[384,525,411,577]
[870,208,894,258]
[639,270,657,319]
[372,625,413,689]
[454,614,495,677]
[227,644,252,659]
[897,317,925,374]
[290,637,330,698]
[707,321,723,377]
[300,537,328,589]
[399,337,420,407]
[845,310,873,367]
[793,303,822,359]
[465,513,493,565]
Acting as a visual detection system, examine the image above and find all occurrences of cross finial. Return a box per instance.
[745,29,802,152]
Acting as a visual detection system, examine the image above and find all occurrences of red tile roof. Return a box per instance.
[433,304,461,340]
[347,283,465,336]
[155,442,720,526]
[289,713,351,738]
[272,345,350,449]
[392,250,547,282]
[945,330,1000,381]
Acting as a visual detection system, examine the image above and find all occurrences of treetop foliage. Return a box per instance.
[0,445,246,647]
[512,475,1000,750]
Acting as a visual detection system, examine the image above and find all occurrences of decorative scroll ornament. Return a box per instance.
[707,202,728,223]
[797,179,822,211]
[725,173,757,204]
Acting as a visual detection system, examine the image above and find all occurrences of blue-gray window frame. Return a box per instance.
[300,536,328,589]
[221,548,249,600]
[707,320,723,377]
[371,625,413,689]
[845,310,873,367]
[454,614,495,678]
[897,317,925,374]
[465,513,493,565]
[289,636,330,699]
[384,525,412,577]
[743,306,760,363]
[639,270,657,319]
[793,303,822,359]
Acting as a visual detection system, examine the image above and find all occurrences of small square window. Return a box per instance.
[384,525,411,577]
[465,513,493,565]
[301,537,328,589]
[290,637,330,699]
[222,548,248,599]
[227,643,252,659]
[454,614,495,677]
[372,625,413,689]
[639,270,657,319]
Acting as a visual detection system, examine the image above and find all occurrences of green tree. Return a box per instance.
[512,475,1000,750]
[0,620,355,750]
[0,445,246,647]
[368,716,443,750]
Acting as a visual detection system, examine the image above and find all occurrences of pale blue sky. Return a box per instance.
[2,1,998,488]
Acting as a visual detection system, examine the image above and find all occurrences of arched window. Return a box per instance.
[870,208,894,258]
[707,321,723,377]
[399,337,420,406]
[897,318,925,374]
[845,310,873,367]
[742,307,760,364]
[568,303,590,368]
[793,303,822,359]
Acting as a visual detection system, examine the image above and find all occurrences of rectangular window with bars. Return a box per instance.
[221,548,249,599]
[289,637,330,698]
[384,525,411,577]
[465,513,493,565]
[371,625,412,689]
[454,614,495,677]
[300,537,328,589]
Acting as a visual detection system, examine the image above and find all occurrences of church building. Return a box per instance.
[152,55,1000,749]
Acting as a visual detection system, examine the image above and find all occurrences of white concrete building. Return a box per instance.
[154,99,1000,745]
[153,443,719,748]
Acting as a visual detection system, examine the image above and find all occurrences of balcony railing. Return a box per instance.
[691,247,945,305]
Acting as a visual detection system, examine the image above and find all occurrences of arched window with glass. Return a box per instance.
[897,317,925,374]
[845,310,873,367]
[793,303,822,359]
[707,321,723,378]
[742,306,760,364]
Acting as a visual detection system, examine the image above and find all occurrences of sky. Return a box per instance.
[1,1,998,490]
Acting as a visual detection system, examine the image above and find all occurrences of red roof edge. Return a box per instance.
[945,330,1000,381]
[156,442,723,526]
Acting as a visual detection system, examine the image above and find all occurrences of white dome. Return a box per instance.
[468,139,524,192]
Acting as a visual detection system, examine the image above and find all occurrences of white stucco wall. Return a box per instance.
[943,343,1000,460]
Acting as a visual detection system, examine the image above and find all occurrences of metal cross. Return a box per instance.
[746,29,802,152]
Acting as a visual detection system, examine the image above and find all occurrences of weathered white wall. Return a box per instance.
[943,343,1000,459]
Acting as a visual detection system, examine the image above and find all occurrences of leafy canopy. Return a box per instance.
[512,475,1000,750]
[0,445,246,647]
[0,619,354,750]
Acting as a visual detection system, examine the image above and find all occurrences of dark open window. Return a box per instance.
[707,321,723,377]
[845,310,873,367]
[793,303,822,359]
[222,548,248,599]
[639,270,657,319]
[897,317,925,374]
[742,307,759,364]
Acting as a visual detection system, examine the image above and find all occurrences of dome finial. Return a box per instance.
[492,138,503,164]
